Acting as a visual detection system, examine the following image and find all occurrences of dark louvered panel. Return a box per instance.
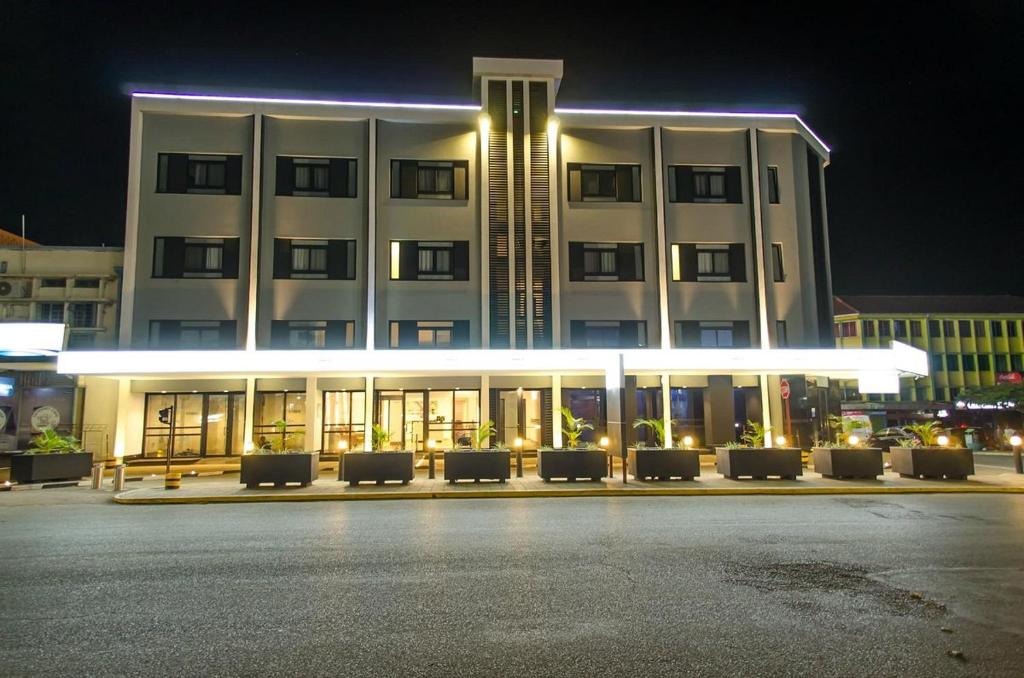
[540,388,553,447]
[488,80,510,348]
[528,81,552,348]
[511,81,527,349]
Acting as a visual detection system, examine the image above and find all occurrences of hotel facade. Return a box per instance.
[54,58,927,461]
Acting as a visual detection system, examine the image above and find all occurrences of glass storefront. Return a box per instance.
[496,388,545,450]
[562,388,606,443]
[254,391,306,451]
[375,390,479,450]
[634,387,705,446]
[142,392,245,458]
[322,390,366,453]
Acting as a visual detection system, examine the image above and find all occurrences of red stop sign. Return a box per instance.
[780,378,791,400]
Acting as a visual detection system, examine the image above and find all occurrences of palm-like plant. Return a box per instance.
[904,421,942,447]
[370,424,390,451]
[560,406,593,448]
[28,427,82,455]
[632,417,673,448]
[473,420,496,449]
[739,420,771,448]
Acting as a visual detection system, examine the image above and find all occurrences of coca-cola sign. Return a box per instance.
[996,372,1022,384]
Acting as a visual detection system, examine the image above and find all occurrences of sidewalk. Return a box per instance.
[112,467,1024,505]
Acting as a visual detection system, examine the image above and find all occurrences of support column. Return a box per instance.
[363,376,374,451]
[112,378,131,460]
[604,353,626,457]
[551,374,562,448]
[366,117,377,350]
[243,377,256,452]
[747,128,771,349]
[480,375,490,426]
[305,376,320,452]
[479,111,490,347]
[759,374,774,447]
[548,112,561,348]
[661,373,673,447]
[118,103,143,347]
[653,126,671,349]
[245,113,263,351]
[704,375,735,448]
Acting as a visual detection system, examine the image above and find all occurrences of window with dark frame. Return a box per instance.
[571,320,648,349]
[1009,322,1019,338]
[184,240,224,275]
[40,278,65,288]
[150,320,236,349]
[995,354,1008,372]
[188,156,226,190]
[417,243,453,277]
[1013,354,1024,371]
[276,157,357,198]
[946,354,959,371]
[973,320,986,337]
[943,320,956,336]
[776,320,788,347]
[153,236,239,279]
[929,319,941,336]
[978,354,991,371]
[766,166,780,203]
[294,159,329,193]
[841,321,857,338]
[389,241,469,281]
[958,320,972,337]
[37,303,64,323]
[73,278,100,289]
[962,354,976,371]
[932,354,944,372]
[567,163,641,203]
[271,320,354,349]
[273,239,355,280]
[291,241,328,274]
[667,165,742,204]
[771,243,785,282]
[991,320,1004,337]
[878,320,891,338]
[675,320,751,348]
[156,153,242,195]
[569,242,644,282]
[862,321,875,338]
[68,303,97,328]
[910,320,922,337]
[697,249,730,277]
[390,160,468,200]
[894,320,907,338]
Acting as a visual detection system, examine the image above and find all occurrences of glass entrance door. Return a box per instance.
[378,394,404,450]
[497,389,543,450]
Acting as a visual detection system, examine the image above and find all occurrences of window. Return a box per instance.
[391,160,468,200]
[273,239,355,280]
[66,332,95,350]
[322,391,366,453]
[991,321,1004,337]
[389,241,469,281]
[958,320,972,337]
[776,320,788,347]
[254,392,306,452]
[73,278,100,289]
[910,320,922,337]
[1009,322,1019,338]
[676,320,751,348]
[839,321,857,338]
[932,354,944,372]
[928,319,941,336]
[275,157,357,198]
[36,303,64,323]
[943,320,955,336]
[143,392,246,458]
[672,243,746,282]
[1013,355,1024,372]
[862,321,875,338]
[149,320,236,349]
[894,320,907,338]
[157,153,242,195]
[389,320,470,348]
[271,320,354,349]
[766,166,780,203]
[569,243,643,281]
[973,320,986,337]
[667,165,742,203]
[567,164,641,202]
[153,237,239,279]
[68,303,97,328]
[946,354,959,371]
[934,387,947,401]
[40,278,65,288]
[878,320,891,338]
[962,354,976,371]
[995,354,1008,372]
[771,243,785,282]
[978,354,991,371]
[570,320,648,348]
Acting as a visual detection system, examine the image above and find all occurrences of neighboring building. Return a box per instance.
[0,240,123,452]
[833,295,1024,441]
[55,57,926,462]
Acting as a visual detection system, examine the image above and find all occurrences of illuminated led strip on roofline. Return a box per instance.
[132,92,482,111]
[555,107,831,154]
[57,344,926,379]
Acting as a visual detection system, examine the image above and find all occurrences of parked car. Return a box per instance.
[868,426,917,451]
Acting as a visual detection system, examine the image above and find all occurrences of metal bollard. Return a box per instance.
[91,463,104,490]
[164,471,181,490]
[113,464,126,492]
[516,449,523,478]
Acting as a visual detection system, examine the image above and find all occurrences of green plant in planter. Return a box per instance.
[27,427,82,454]
[370,424,390,451]
[262,419,303,453]
[472,420,497,449]
[737,420,771,448]
[904,421,942,447]
[560,406,593,449]
[632,417,675,448]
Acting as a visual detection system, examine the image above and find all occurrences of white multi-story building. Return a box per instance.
[56,58,925,461]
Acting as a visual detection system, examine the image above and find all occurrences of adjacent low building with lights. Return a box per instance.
[51,58,927,462]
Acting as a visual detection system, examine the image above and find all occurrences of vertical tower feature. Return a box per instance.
[475,58,562,349]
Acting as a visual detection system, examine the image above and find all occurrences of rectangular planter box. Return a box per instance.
[10,452,93,484]
[340,451,415,486]
[537,449,607,482]
[890,447,974,480]
[812,447,883,479]
[715,447,802,480]
[444,450,510,483]
[240,452,319,488]
[627,448,700,480]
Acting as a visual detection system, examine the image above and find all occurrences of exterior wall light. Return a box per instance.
[599,436,610,448]
[478,113,491,134]
[936,435,950,447]
[547,116,560,135]
[427,439,436,450]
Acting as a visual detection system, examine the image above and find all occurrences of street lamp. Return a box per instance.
[1010,434,1022,474]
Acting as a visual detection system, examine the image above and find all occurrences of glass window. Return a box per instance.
[962,354,976,371]
[958,320,972,337]
[978,354,991,371]
[928,320,941,336]
[36,303,64,323]
[1013,355,1024,372]
[68,303,97,328]
[910,321,922,337]
[943,320,956,336]
[1009,322,1019,338]
[254,392,306,451]
[697,250,730,276]
[771,243,784,282]
[775,320,788,347]
[932,354,944,372]
[946,354,959,371]
[766,166,780,204]
[995,354,1008,372]
[693,167,727,202]
[142,392,245,459]
[894,320,907,338]
[862,321,875,338]
[991,321,1003,337]
[583,244,617,276]
[878,320,891,338]
[73,278,100,289]
[291,241,328,274]
[417,243,454,278]
[973,320,986,337]
[40,278,65,288]
[323,391,366,453]
[288,321,327,348]
[183,239,224,275]
[294,159,329,192]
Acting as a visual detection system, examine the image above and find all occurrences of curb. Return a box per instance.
[113,484,1024,505]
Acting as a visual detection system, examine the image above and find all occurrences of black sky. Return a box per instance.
[2,0,1022,296]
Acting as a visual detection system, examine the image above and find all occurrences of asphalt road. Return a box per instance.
[2,491,1023,677]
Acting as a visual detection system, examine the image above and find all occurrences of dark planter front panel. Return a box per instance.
[240,452,319,488]
[812,447,883,479]
[341,451,415,485]
[715,448,802,480]
[890,447,974,480]
[10,452,93,484]
[537,449,607,482]
[627,448,700,481]
[444,450,510,483]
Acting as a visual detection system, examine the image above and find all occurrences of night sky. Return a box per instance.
[3,1,1022,296]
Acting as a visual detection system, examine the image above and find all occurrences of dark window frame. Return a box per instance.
[771,243,785,282]
[766,166,780,204]
[390,159,469,200]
